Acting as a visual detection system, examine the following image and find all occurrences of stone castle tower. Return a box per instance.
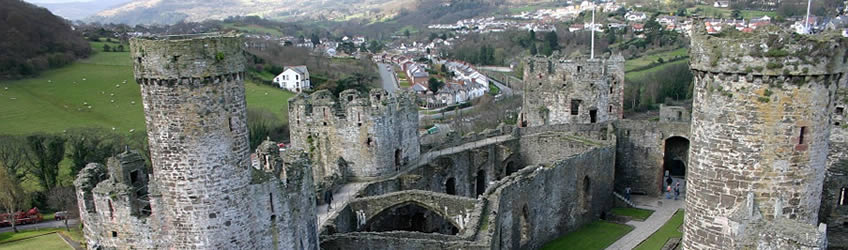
[288,88,420,189]
[520,54,625,127]
[75,34,318,249]
[684,25,847,249]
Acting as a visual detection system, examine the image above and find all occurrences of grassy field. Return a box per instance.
[0,228,62,244]
[541,221,633,250]
[0,43,295,135]
[221,23,284,36]
[624,48,688,72]
[0,233,70,250]
[634,210,684,250]
[611,207,655,221]
[689,5,777,19]
[625,60,688,83]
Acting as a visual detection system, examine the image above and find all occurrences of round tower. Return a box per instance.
[684,26,847,249]
[130,34,255,249]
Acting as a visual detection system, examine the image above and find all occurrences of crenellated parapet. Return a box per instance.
[288,88,420,189]
[521,53,625,127]
[690,24,848,76]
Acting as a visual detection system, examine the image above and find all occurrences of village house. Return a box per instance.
[625,12,647,21]
[273,66,311,93]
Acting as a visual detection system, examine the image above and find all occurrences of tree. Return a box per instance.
[368,40,383,53]
[440,64,448,74]
[731,9,742,19]
[428,77,444,93]
[310,33,320,46]
[530,42,538,55]
[25,134,66,191]
[116,44,125,52]
[103,44,111,52]
[0,136,27,183]
[404,29,411,38]
[65,128,123,178]
[47,186,77,231]
[0,168,28,233]
[544,31,559,51]
[247,108,280,151]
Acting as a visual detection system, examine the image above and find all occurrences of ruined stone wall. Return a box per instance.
[332,190,478,234]
[821,78,848,249]
[659,104,690,122]
[613,120,690,196]
[684,27,847,249]
[518,123,614,166]
[360,139,520,199]
[487,146,615,250]
[288,89,420,188]
[520,54,625,127]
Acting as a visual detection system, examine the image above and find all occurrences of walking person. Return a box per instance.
[324,190,333,210]
[666,185,672,199]
[674,183,680,200]
[624,186,632,201]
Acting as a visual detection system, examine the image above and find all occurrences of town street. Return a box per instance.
[377,63,399,95]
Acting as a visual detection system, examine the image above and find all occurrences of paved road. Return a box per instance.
[606,194,685,250]
[0,219,79,233]
[377,63,399,94]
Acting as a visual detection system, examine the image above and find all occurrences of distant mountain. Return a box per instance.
[86,0,558,26]
[0,0,91,79]
[34,0,132,20]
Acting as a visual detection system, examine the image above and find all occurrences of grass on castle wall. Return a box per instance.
[0,43,295,135]
[0,233,70,250]
[633,209,684,250]
[541,221,633,250]
[611,207,655,221]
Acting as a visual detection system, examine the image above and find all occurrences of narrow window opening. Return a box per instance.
[571,99,582,115]
[837,107,844,115]
[590,110,598,123]
[610,87,613,94]
[228,117,235,132]
[269,193,275,213]
[577,66,582,73]
[538,82,542,86]
[609,106,613,113]
[348,96,354,102]
[677,111,683,120]
[112,231,118,238]
[130,170,139,184]
[799,126,807,145]
[446,178,456,195]
[366,137,373,146]
[108,200,114,219]
[376,94,381,101]
[840,187,847,206]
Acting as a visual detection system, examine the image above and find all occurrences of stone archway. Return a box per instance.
[662,136,690,193]
[505,161,520,177]
[364,201,460,235]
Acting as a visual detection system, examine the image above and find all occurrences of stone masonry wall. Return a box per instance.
[613,120,690,196]
[684,27,847,249]
[520,54,625,127]
[288,89,420,189]
[821,78,848,249]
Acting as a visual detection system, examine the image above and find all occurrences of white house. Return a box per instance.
[274,66,311,93]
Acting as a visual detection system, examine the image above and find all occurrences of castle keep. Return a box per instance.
[75,34,318,249]
[520,54,625,127]
[288,89,420,188]
[684,26,848,249]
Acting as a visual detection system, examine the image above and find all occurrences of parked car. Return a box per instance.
[54,211,68,221]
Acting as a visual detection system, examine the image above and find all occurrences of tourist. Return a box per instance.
[674,183,680,200]
[666,185,672,199]
[624,187,631,201]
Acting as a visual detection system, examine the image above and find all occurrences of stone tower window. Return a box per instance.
[571,99,582,115]
[609,106,613,113]
[799,127,807,145]
[348,96,354,102]
[228,117,235,132]
[108,200,114,219]
[839,187,847,206]
[112,231,118,238]
[577,66,582,73]
[269,193,275,213]
[610,87,613,94]
[837,107,844,115]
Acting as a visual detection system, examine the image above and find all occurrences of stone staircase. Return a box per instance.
[613,191,636,208]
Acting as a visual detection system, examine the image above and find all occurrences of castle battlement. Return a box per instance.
[288,88,420,188]
[521,54,625,127]
[690,24,848,76]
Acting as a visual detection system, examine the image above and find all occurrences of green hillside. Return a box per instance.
[0,42,294,135]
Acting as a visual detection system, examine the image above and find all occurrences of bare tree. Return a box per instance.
[47,186,78,231]
[25,134,66,191]
[0,135,27,182]
[0,167,29,233]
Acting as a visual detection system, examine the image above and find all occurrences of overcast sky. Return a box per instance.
[26,0,98,3]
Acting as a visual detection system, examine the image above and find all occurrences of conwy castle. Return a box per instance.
[75,25,847,249]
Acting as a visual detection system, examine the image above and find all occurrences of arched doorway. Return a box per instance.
[662,136,690,193]
[446,177,456,195]
[476,170,486,197]
[394,149,402,167]
[505,161,520,177]
[364,202,459,235]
